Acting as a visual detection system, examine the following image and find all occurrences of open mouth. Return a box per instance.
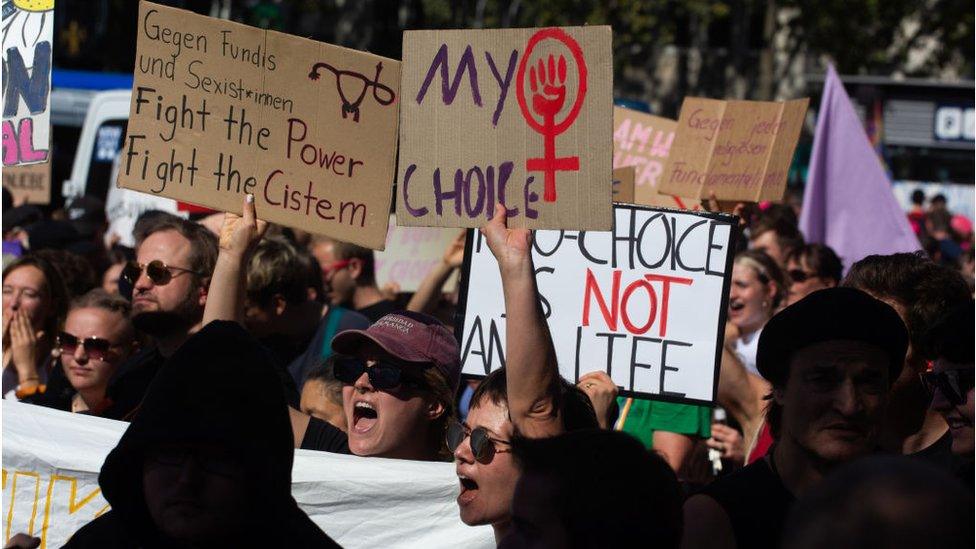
[729,301,745,312]
[458,475,479,505]
[352,401,378,434]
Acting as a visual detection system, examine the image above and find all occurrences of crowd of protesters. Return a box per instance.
[2,180,973,548]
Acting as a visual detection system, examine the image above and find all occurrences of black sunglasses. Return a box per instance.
[788,269,817,283]
[333,356,426,390]
[121,260,202,287]
[921,369,974,406]
[446,421,512,463]
[57,331,116,361]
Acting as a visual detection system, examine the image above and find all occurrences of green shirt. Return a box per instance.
[615,397,712,450]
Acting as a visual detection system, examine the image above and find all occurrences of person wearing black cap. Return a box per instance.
[681,287,909,549]
[61,321,339,548]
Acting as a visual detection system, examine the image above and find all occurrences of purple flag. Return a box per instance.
[799,65,920,272]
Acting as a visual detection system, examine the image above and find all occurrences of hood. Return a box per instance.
[97,321,299,543]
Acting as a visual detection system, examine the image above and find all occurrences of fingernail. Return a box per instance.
[246,194,254,204]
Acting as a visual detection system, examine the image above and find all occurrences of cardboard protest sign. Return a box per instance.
[2,0,54,167]
[2,161,50,204]
[658,98,809,203]
[375,216,461,292]
[612,167,635,204]
[118,2,400,249]
[458,205,736,404]
[397,27,613,231]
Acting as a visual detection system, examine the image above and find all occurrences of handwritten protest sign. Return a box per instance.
[612,167,635,204]
[375,217,461,292]
[397,27,613,231]
[118,2,400,249]
[458,205,736,404]
[658,98,809,203]
[2,161,50,204]
[2,0,54,167]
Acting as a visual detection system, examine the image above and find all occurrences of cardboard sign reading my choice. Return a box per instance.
[398,27,613,231]
[658,98,809,203]
[459,205,736,404]
[119,2,400,249]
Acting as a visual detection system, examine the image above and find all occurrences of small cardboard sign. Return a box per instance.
[658,98,809,202]
[612,107,700,210]
[375,216,461,293]
[457,205,737,404]
[2,161,51,205]
[397,27,613,231]
[612,167,635,204]
[118,1,401,249]
[2,0,54,167]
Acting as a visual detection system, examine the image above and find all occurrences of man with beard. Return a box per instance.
[681,288,909,549]
[102,213,218,419]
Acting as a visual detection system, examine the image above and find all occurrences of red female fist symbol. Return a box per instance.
[517,29,588,203]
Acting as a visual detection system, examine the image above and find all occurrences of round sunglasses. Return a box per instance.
[121,260,203,287]
[921,369,974,406]
[333,356,427,390]
[446,421,512,463]
[57,331,119,361]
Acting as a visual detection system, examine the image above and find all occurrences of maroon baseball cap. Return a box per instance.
[331,311,461,392]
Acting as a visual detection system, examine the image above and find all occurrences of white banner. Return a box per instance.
[1,401,492,548]
[459,205,735,404]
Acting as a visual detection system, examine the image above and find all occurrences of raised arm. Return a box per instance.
[481,204,562,438]
[406,230,465,313]
[202,194,267,326]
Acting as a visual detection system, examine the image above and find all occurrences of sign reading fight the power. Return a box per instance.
[119,1,401,249]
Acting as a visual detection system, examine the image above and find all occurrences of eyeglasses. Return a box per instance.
[57,331,117,361]
[446,422,512,463]
[921,369,974,406]
[121,260,202,286]
[333,356,426,390]
[145,444,244,478]
[787,269,818,283]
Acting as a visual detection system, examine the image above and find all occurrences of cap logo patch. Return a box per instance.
[375,316,415,334]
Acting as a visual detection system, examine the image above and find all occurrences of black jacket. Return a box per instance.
[63,321,340,548]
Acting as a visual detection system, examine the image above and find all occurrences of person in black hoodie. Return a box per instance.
[61,320,339,548]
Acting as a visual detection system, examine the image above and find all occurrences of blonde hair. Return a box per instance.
[735,249,787,308]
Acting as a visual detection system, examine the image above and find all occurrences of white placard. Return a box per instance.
[375,216,461,293]
[458,205,735,404]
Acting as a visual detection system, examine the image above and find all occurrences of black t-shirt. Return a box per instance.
[909,430,954,470]
[698,457,795,549]
[102,346,166,420]
[356,299,399,323]
[300,416,351,454]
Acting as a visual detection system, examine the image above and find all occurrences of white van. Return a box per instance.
[61,90,182,247]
